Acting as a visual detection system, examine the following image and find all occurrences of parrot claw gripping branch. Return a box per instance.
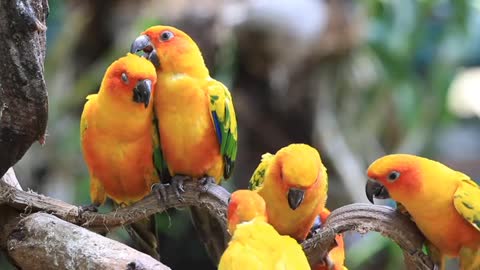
[0,174,435,269]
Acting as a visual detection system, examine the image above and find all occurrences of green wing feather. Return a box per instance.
[152,116,171,182]
[248,153,274,190]
[453,178,480,232]
[207,80,238,180]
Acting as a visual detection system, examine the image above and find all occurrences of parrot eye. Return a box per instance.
[227,196,232,204]
[387,171,400,182]
[160,31,174,42]
[121,72,129,84]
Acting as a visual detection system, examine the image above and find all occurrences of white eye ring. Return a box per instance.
[160,31,174,42]
[387,171,400,182]
[121,72,129,84]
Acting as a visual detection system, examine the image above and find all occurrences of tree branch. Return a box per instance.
[1,174,436,269]
[0,170,171,269]
[0,0,49,177]
[302,203,435,270]
[8,213,170,270]
[0,178,230,234]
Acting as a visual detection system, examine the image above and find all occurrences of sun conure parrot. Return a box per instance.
[130,25,238,263]
[219,189,310,270]
[80,53,161,259]
[366,154,480,270]
[249,143,328,242]
[314,208,348,270]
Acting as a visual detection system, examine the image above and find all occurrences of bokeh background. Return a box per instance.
[2,0,480,269]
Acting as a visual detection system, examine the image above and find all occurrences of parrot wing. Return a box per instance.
[248,153,274,190]
[453,178,480,232]
[80,94,107,205]
[207,80,238,180]
[80,94,96,140]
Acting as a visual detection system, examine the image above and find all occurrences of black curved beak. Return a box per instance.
[287,188,305,210]
[130,35,160,68]
[133,79,152,108]
[365,179,390,203]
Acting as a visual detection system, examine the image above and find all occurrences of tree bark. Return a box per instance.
[7,213,170,270]
[0,0,49,177]
[1,169,171,270]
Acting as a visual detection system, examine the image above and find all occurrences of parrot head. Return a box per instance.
[227,190,267,234]
[365,154,425,204]
[130,25,208,76]
[102,53,156,108]
[273,144,327,211]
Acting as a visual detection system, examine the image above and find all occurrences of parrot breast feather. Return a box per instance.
[453,178,480,232]
[249,153,274,190]
[208,80,238,180]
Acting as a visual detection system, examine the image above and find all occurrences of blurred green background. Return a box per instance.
[2,0,480,269]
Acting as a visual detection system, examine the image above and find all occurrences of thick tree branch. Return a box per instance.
[0,169,170,269]
[302,203,435,270]
[0,0,49,177]
[7,213,170,270]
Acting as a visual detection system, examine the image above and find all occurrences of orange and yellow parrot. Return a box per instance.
[130,25,237,262]
[219,189,310,270]
[80,53,160,259]
[366,154,480,270]
[249,143,328,242]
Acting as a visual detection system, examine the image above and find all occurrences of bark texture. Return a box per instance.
[7,213,170,270]
[0,0,49,177]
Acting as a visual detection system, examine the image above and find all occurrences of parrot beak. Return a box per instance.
[365,179,390,203]
[130,35,160,68]
[287,188,305,210]
[132,79,152,108]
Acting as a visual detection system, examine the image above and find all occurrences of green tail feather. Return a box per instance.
[125,215,160,260]
[189,205,229,265]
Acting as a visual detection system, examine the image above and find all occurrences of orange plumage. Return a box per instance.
[249,143,328,241]
[131,25,237,183]
[80,53,159,205]
[366,154,480,269]
[129,25,238,263]
[80,53,160,259]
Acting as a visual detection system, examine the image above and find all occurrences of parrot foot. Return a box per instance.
[307,215,322,238]
[198,176,216,192]
[152,183,168,203]
[409,249,436,269]
[79,203,100,214]
[171,175,189,202]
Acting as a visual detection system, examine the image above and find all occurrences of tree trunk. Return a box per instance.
[0,0,49,177]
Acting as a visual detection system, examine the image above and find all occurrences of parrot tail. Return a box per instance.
[125,215,160,260]
[189,205,230,265]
